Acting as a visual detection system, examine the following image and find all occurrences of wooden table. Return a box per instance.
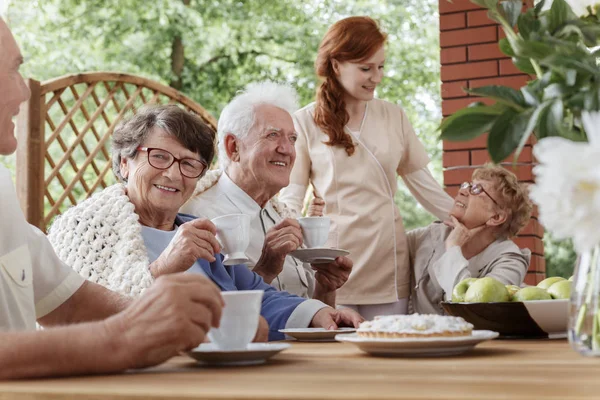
[0,339,599,399]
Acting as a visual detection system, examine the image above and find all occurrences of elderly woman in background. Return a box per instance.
[49,105,356,340]
[408,165,533,315]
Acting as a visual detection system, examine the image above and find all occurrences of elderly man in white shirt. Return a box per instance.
[0,17,224,380]
[182,82,354,308]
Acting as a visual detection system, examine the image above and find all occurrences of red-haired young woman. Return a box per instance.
[279,16,453,319]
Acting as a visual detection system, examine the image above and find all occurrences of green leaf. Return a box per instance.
[499,0,522,27]
[498,38,515,56]
[543,83,567,100]
[466,85,526,110]
[536,100,564,138]
[439,104,506,142]
[487,108,532,163]
[521,86,540,107]
[534,0,547,14]
[510,38,555,59]
[517,11,537,40]
[513,102,547,161]
[512,57,537,74]
[549,0,578,32]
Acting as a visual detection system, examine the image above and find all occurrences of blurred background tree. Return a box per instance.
[2,0,574,276]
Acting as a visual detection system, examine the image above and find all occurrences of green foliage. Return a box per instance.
[544,233,577,278]
[440,0,600,162]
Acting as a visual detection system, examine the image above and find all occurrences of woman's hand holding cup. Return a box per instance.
[150,218,221,278]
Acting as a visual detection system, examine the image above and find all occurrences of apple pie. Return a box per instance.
[357,314,474,338]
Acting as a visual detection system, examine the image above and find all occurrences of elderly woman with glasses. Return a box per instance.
[48,105,347,341]
[407,165,533,315]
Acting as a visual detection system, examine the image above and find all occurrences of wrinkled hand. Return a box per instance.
[253,316,269,343]
[444,216,486,250]
[312,256,353,293]
[309,307,364,330]
[107,274,224,369]
[254,219,303,283]
[307,194,325,217]
[151,219,221,277]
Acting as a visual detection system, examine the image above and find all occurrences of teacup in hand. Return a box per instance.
[211,213,251,266]
[208,290,264,350]
[297,216,331,248]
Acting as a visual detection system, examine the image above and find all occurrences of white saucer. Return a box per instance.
[279,327,356,341]
[186,343,290,366]
[335,330,499,357]
[289,247,350,264]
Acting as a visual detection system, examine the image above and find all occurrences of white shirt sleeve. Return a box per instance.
[402,167,454,221]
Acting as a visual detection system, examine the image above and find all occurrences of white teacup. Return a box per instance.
[297,217,331,248]
[211,213,251,266]
[208,290,264,350]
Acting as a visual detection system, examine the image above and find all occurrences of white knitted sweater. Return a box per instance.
[48,184,154,297]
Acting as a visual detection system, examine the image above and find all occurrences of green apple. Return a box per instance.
[452,278,478,302]
[464,277,510,303]
[505,285,520,297]
[537,276,566,290]
[547,280,572,299]
[512,286,552,301]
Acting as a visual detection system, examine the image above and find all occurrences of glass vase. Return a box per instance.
[568,244,600,356]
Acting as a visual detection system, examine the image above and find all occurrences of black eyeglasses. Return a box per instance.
[460,181,500,206]
[136,147,207,178]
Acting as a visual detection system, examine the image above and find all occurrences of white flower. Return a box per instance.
[530,112,600,253]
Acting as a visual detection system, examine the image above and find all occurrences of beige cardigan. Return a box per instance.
[407,223,531,315]
[279,99,434,304]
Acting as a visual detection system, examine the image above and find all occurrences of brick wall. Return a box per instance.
[439,0,545,285]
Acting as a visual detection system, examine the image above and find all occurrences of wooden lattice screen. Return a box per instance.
[15,72,217,232]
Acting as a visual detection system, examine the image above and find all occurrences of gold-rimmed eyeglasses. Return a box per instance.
[460,181,500,206]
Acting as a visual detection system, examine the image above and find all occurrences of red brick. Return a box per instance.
[511,165,534,181]
[444,167,477,185]
[470,146,533,165]
[468,43,506,61]
[441,60,498,82]
[443,150,470,168]
[445,185,460,198]
[519,217,545,238]
[443,134,488,150]
[514,236,544,255]
[439,0,483,14]
[441,47,467,64]
[470,75,530,90]
[467,9,496,27]
[441,96,495,116]
[524,273,545,286]
[440,13,466,30]
[440,26,497,47]
[528,254,546,274]
[499,58,523,75]
[442,81,468,99]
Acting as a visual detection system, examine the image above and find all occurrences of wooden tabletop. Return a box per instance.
[0,339,598,400]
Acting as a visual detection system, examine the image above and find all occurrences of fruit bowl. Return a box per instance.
[441,299,568,338]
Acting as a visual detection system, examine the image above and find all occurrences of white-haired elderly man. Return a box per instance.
[182,81,357,311]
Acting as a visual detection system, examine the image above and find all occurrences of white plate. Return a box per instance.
[335,330,499,357]
[289,248,350,264]
[186,342,290,366]
[279,327,356,341]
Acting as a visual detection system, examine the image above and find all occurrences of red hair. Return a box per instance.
[314,16,387,156]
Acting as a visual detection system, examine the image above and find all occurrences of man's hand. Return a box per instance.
[150,219,221,278]
[253,316,269,342]
[312,256,353,293]
[444,216,486,250]
[309,307,364,330]
[307,194,325,217]
[254,219,303,283]
[106,274,224,369]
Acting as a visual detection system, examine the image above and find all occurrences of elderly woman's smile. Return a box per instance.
[119,128,206,229]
